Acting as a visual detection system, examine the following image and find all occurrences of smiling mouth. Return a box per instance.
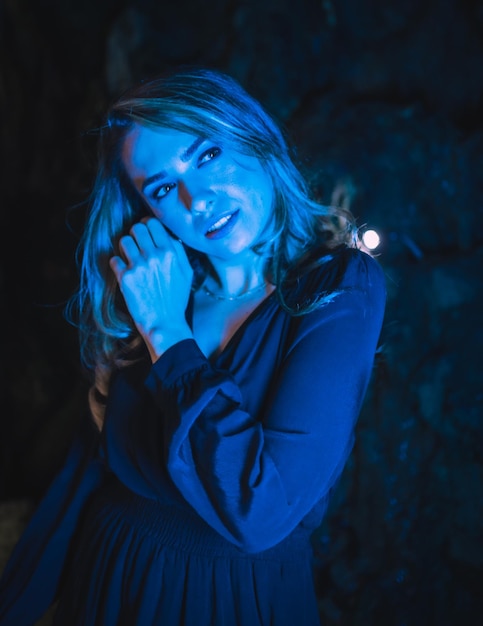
[205,210,239,238]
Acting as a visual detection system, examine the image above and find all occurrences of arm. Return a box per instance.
[145,256,386,552]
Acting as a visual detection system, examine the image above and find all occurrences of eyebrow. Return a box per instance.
[141,136,205,192]
[180,136,204,162]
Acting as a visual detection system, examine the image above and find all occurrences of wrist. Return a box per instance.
[143,324,193,363]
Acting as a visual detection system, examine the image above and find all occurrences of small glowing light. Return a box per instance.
[362,229,381,250]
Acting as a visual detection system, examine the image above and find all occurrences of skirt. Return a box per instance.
[53,476,321,626]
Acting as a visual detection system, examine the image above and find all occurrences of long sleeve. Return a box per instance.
[144,251,386,553]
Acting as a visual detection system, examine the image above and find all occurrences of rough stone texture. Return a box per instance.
[1,0,482,623]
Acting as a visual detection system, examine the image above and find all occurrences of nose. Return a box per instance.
[191,192,215,213]
[178,181,216,213]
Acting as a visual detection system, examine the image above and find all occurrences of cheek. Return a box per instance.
[148,206,164,222]
[251,176,274,224]
[153,210,196,244]
[148,202,178,230]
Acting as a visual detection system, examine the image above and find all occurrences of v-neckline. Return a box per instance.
[188,287,278,364]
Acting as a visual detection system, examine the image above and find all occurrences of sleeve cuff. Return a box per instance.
[144,338,209,389]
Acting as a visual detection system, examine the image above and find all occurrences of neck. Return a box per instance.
[206,252,268,298]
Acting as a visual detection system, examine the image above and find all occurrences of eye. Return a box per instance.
[198,146,221,165]
[152,182,176,200]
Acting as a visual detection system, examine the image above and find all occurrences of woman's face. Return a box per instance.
[121,124,274,261]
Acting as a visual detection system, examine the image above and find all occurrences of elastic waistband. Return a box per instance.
[87,475,312,562]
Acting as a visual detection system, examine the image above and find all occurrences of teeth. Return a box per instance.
[207,214,232,233]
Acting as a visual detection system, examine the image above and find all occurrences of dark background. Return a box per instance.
[1,1,482,624]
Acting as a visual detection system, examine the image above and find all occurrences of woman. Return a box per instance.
[0,67,386,625]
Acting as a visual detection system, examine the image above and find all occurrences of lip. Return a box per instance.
[204,210,240,240]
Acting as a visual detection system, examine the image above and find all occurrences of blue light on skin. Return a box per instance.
[109,124,278,362]
[121,125,274,296]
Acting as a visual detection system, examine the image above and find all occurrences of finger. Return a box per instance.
[118,234,143,263]
[130,222,158,253]
[146,217,174,248]
[171,238,193,277]
[109,255,127,282]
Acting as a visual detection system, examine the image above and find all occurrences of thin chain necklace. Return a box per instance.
[201,281,268,302]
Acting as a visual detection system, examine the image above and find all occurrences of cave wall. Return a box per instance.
[1,1,482,624]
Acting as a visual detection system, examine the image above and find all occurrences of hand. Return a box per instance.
[109,217,194,361]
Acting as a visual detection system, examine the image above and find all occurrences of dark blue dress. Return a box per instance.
[0,249,386,625]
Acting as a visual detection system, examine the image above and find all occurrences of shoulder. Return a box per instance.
[335,248,387,296]
[280,248,386,363]
[284,246,387,310]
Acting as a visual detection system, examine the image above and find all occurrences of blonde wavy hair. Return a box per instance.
[66,67,359,429]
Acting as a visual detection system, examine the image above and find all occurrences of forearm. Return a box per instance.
[144,340,355,552]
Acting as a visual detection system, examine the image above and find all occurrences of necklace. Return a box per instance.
[201,281,269,302]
